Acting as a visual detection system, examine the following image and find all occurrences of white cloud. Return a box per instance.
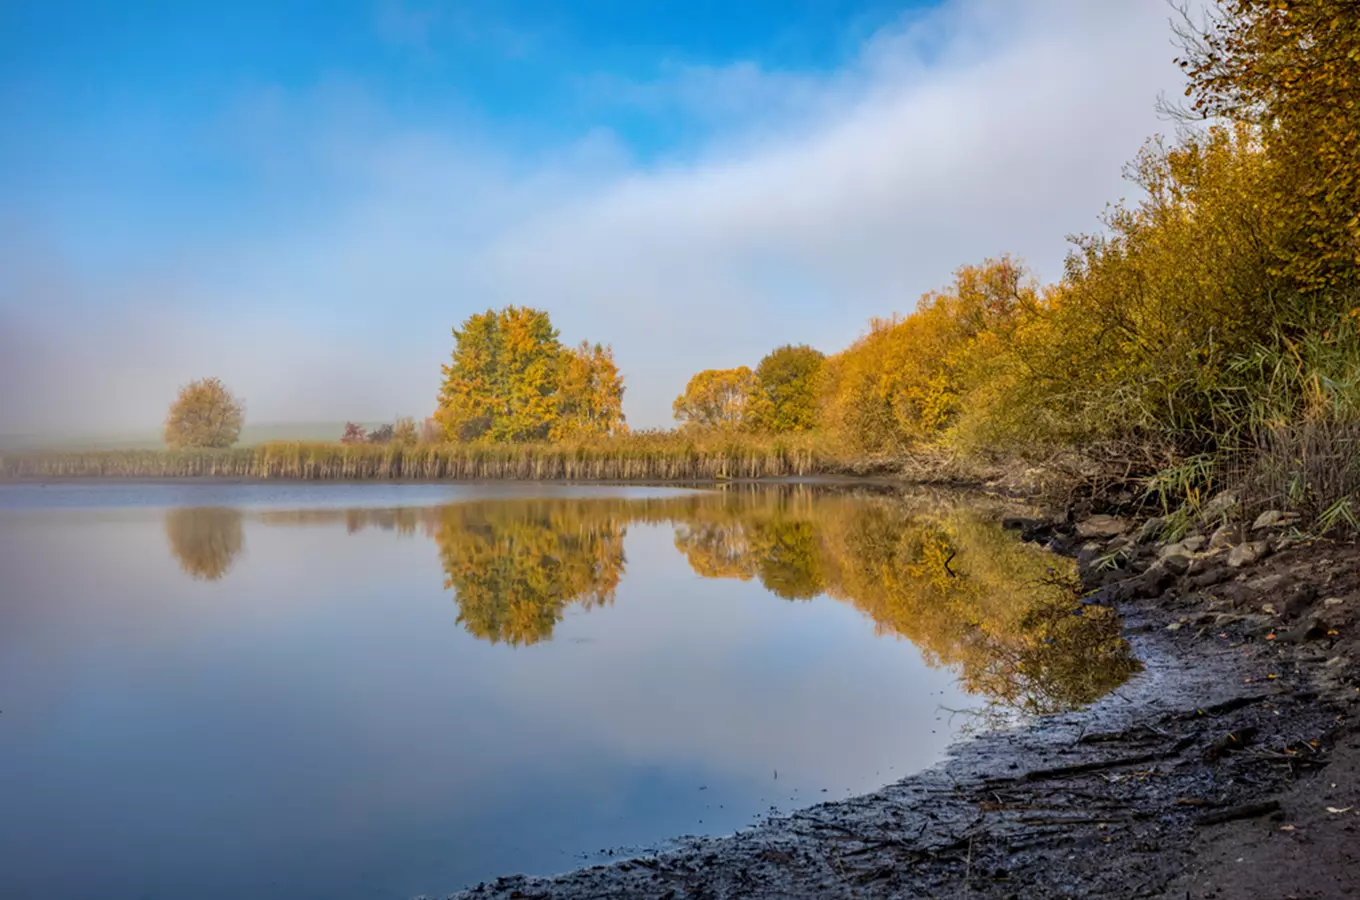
[0,0,1185,435]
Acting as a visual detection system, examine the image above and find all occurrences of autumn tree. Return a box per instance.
[436,306,625,443]
[163,377,244,449]
[551,341,627,440]
[340,422,367,444]
[367,423,395,444]
[672,367,756,429]
[393,416,418,446]
[1174,0,1360,292]
[419,416,444,444]
[747,344,825,434]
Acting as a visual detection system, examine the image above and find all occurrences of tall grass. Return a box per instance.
[0,432,848,481]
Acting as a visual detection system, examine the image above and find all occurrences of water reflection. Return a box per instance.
[163,507,244,581]
[193,488,1139,714]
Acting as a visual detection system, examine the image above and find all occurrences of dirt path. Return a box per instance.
[441,514,1360,900]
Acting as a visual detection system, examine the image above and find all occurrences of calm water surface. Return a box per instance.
[0,483,1137,900]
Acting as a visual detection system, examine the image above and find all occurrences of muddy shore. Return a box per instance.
[441,502,1360,900]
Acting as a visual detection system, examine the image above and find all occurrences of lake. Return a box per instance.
[0,482,1137,900]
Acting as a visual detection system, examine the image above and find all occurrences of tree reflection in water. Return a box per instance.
[163,507,245,581]
[179,488,1141,714]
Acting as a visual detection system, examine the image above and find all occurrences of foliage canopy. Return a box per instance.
[436,306,626,443]
[163,377,244,449]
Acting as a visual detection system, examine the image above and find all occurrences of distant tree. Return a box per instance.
[551,341,627,440]
[437,306,562,442]
[393,416,418,446]
[340,422,367,444]
[419,416,444,444]
[367,423,395,444]
[748,344,825,434]
[672,367,756,429]
[163,377,244,449]
[435,306,626,443]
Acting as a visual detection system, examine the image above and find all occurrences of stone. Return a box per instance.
[1187,565,1234,589]
[1324,597,1346,608]
[1134,564,1177,599]
[1200,491,1239,522]
[1252,509,1291,530]
[1162,553,1192,576]
[1182,535,1208,553]
[1076,515,1130,539]
[1247,573,1296,594]
[1227,541,1271,569]
[1160,535,1207,559]
[1278,618,1329,644]
[1283,585,1320,619]
[1166,622,1184,632]
[1209,524,1239,550]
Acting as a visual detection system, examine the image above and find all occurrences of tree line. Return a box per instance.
[160,0,1360,521]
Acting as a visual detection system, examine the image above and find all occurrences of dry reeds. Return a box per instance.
[0,432,842,481]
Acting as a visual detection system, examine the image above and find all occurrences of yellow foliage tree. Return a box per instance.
[436,307,625,443]
[672,367,756,429]
[163,377,244,449]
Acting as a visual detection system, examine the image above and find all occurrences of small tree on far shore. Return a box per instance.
[367,423,395,444]
[393,417,418,446]
[419,417,444,444]
[164,377,244,449]
[341,422,367,444]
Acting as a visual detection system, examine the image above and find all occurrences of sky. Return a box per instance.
[0,0,1190,436]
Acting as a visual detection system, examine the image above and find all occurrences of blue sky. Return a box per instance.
[0,0,1184,434]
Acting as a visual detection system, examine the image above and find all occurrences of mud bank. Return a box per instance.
[436,504,1360,900]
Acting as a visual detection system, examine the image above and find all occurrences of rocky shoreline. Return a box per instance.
[442,500,1360,900]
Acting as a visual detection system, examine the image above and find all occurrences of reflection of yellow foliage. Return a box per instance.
[164,507,244,581]
[433,502,627,646]
[386,488,1137,711]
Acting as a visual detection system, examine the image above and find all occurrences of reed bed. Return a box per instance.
[0,433,849,481]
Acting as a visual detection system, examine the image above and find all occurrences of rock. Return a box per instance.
[1213,613,1243,627]
[1136,517,1166,544]
[1200,491,1239,522]
[1002,516,1046,533]
[1182,535,1208,553]
[1247,573,1296,594]
[1166,622,1184,632]
[1252,509,1293,530]
[1324,597,1346,608]
[1278,618,1329,644]
[1076,543,1106,570]
[1077,515,1130,539]
[1160,535,1207,558]
[1227,541,1271,569]
[1283,585,1320,619]
[1187,565,1233,589]
[1162,553,1193,576]
[1209,524,1239,550]
[1134,564,1177,599]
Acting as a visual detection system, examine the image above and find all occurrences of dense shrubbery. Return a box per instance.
[681,1,1360,522]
